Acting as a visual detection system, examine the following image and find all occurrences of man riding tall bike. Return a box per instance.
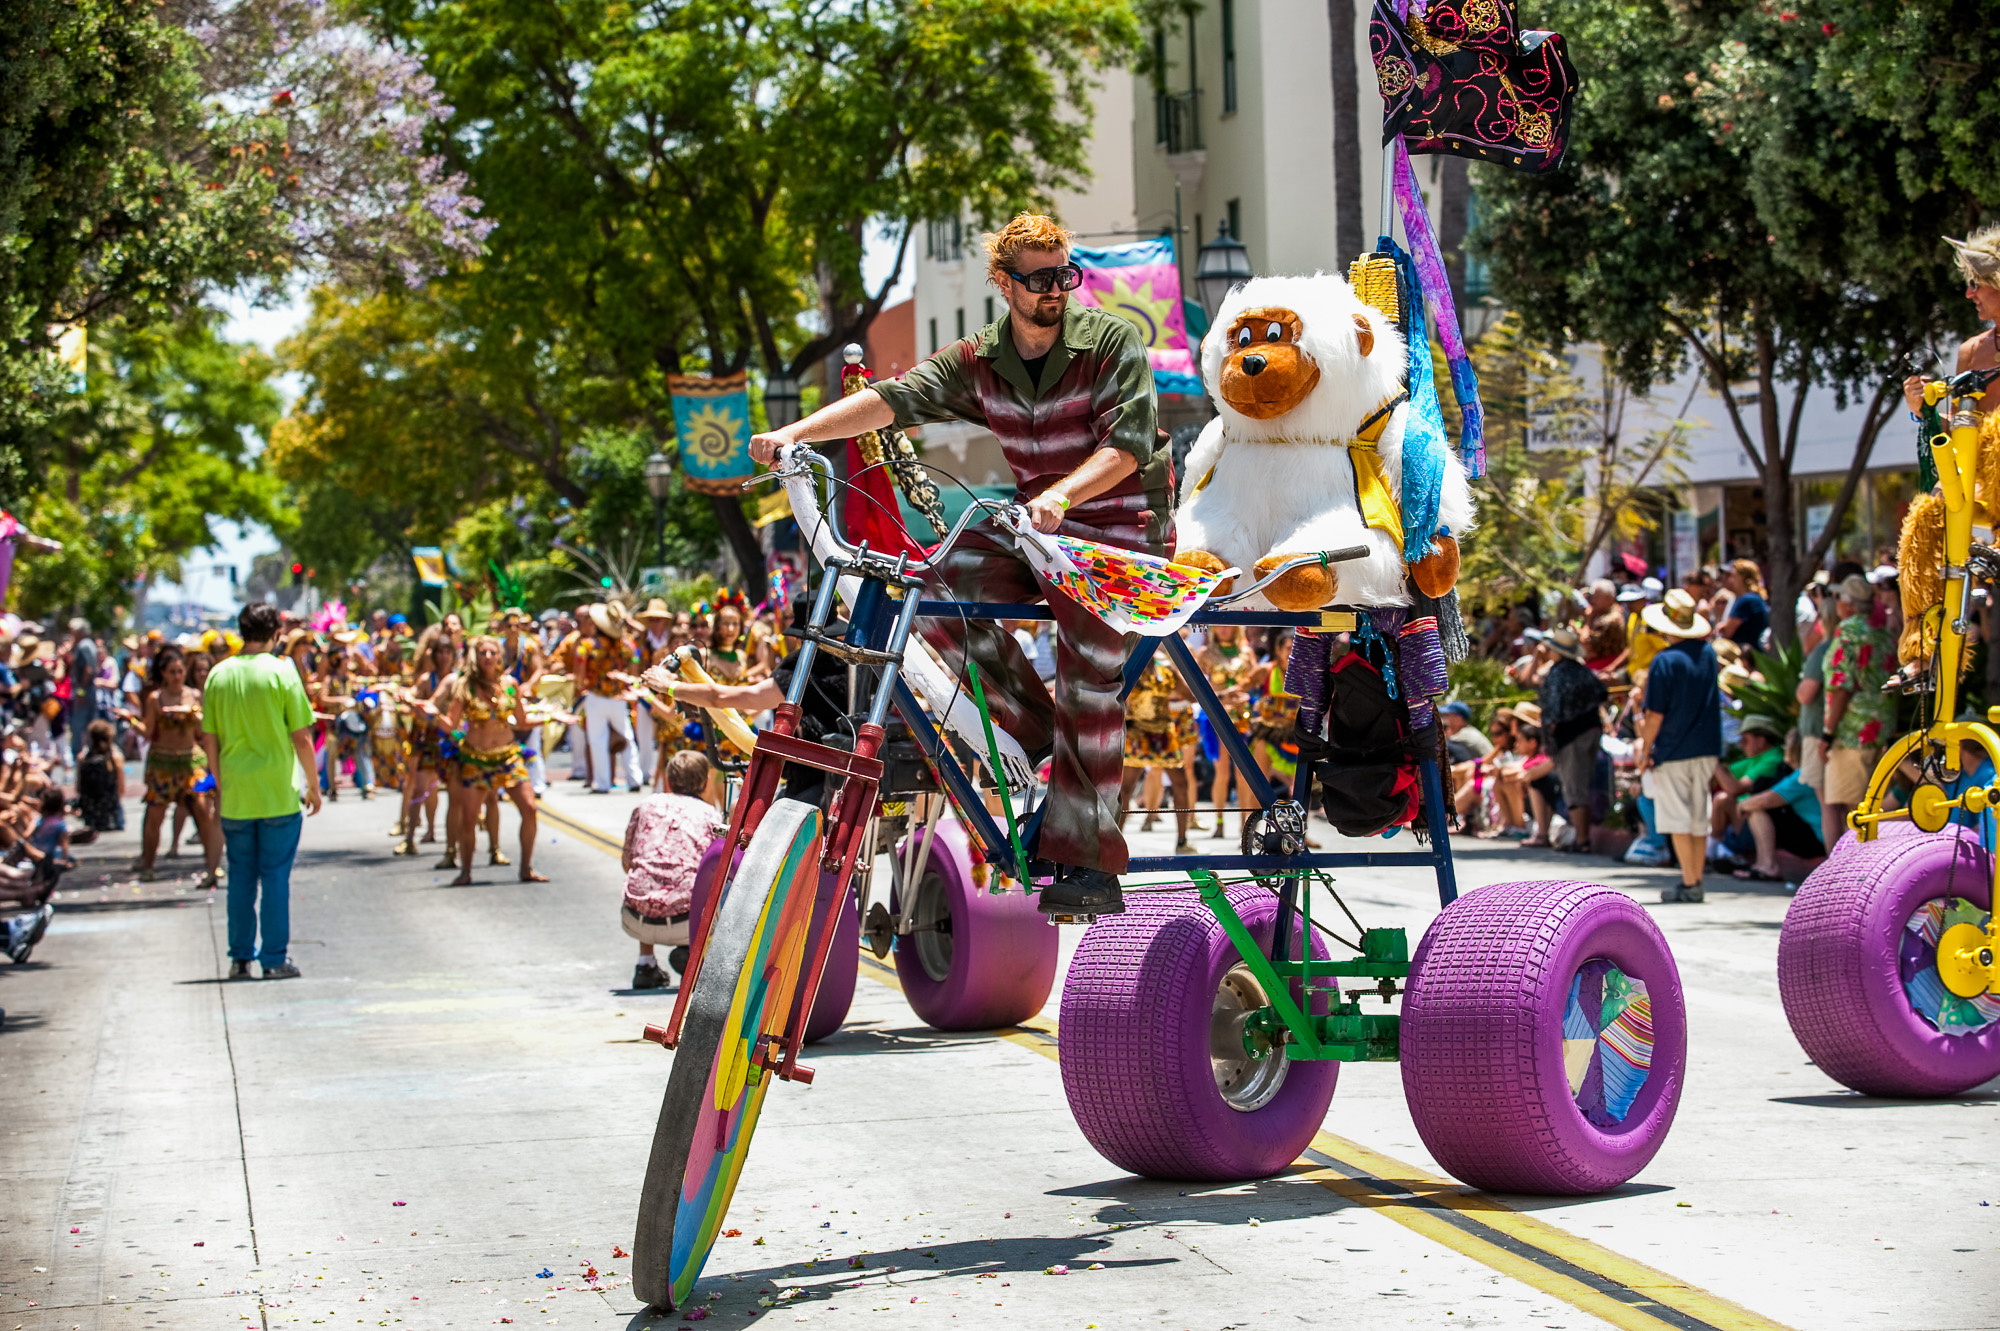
[746,213,1170,919]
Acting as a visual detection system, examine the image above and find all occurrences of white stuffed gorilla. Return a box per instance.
[1171,273,1474,611]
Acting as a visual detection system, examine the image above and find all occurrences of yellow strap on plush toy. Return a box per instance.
[1346,394,1406,542]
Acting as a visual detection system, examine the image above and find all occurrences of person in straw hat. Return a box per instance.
[1636,588,1721,903]
[1820,573,1892,854]
[575,602,643,792]
[1536,625,1608,854]
[639,598,674,660]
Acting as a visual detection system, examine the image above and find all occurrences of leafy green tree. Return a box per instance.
[1814,0,2000,209]
[1456,318,1686,615]
[1,0,288,499]
[354,0,1146,596]
[270,286,721,600]
[12,312,287,624]
[1472,0,1975,645]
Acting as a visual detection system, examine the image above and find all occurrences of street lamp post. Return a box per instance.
[1195,219,1254,321]
[643,450,674,571]
[764,373,802,430]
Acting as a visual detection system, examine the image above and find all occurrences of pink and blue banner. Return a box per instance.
[1069,237,1203,397]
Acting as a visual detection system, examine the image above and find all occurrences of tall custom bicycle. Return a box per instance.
[631,440,1688,1313]
[1779,365,2000,1096]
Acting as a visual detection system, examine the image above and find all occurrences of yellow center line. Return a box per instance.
[558,803,1792,1331]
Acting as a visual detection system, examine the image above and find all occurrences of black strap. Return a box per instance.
[1355,391,1410,440]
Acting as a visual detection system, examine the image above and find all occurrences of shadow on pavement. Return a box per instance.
[617,1231,1177,1325]
[1770,1092,2000,1109]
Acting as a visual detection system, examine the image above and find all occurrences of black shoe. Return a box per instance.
[666,945,690,976]
[632,962,667,990]
[227,959,255,979]
[1040,868,1124,919]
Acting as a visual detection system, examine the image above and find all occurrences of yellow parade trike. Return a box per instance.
[1780,365,2000,1095]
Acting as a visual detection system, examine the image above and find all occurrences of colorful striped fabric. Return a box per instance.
[1564,961,1654,1127]
[1904,898,2000,1033]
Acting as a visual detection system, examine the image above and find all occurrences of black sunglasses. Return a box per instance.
[1007,263,1083,295]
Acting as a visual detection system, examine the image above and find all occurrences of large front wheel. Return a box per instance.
[633,799,823,1311]
[1401,880,1687,1194]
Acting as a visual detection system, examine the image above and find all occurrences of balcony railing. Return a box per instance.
[1156,89,1202,155]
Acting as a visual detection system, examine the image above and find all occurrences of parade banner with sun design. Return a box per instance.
[668,372,755,495]
[1069,238,1202,397]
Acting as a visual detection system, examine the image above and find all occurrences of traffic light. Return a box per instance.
[290,561,303,585]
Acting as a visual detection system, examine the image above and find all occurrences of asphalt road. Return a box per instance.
[3,767,1996,1331]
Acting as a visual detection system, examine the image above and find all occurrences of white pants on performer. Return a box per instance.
[633,704,657,785]
[565,722,588,781]
[522,725,547,795]
[583,693,641,792]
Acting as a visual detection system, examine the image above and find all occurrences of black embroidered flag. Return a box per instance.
[1370,0,1579,173]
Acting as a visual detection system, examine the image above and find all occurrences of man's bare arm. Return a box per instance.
[291,727,323,815]
[750,388,895,465]
[1025,447,1141,533]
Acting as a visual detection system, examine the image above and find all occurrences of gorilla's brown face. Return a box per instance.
[1217,306,1374,421]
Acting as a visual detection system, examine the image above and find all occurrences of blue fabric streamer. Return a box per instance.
[1382,238,1449,560]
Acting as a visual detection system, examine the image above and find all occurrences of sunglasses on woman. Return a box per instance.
[1007,263,1083,294]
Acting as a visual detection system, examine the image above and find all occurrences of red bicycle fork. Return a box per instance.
[652,706,885,1089]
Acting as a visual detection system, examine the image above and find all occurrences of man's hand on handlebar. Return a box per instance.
[1025,489,1070,533]
[749,430,797,467]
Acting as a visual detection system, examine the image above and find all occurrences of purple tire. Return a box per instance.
[1823,818,1921,862]
[1402,880,1686,1194]
[1059,886,1338,1180]
[891,819,1057,1031]
[691,837,856,1045]
[802,875,860,1044]
[1778,825,2000,1097]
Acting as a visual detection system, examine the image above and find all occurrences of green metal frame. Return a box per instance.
[1191,870,1407,1063]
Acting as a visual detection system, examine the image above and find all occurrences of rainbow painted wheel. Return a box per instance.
[633,799,823,1312]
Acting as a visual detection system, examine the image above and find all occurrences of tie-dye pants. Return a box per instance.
[920,530,1139,875]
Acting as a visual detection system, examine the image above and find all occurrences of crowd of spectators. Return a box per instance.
[1449,555,1909,902]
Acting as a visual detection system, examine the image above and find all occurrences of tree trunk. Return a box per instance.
[1765,452,1802,650]
[1327,0,1365,262]
[709,493,769,603]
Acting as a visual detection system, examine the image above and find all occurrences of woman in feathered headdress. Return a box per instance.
[707,590,752,685]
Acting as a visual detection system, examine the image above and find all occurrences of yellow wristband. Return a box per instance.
[1047,491,1071,511]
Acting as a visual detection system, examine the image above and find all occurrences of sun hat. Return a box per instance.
[587,603,625,638]
[1836,573,1876,604]
[1616,584,1647,604]
[1543,626,1587,661]
[1739,713,1785,741]
[1512,701,1544,728]
[1640,576,1664,599]
[641,598,673,621]
[1713,638,1743,665]
[1641,588,1712,639]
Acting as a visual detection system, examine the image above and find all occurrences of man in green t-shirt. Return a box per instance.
[200,602,321,980]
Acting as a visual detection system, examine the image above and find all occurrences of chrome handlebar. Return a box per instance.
[756,443,1374,607]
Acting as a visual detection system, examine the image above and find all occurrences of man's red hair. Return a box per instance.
[984,213,1075,286]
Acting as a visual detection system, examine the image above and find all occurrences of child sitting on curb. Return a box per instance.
[621,749,722,991]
